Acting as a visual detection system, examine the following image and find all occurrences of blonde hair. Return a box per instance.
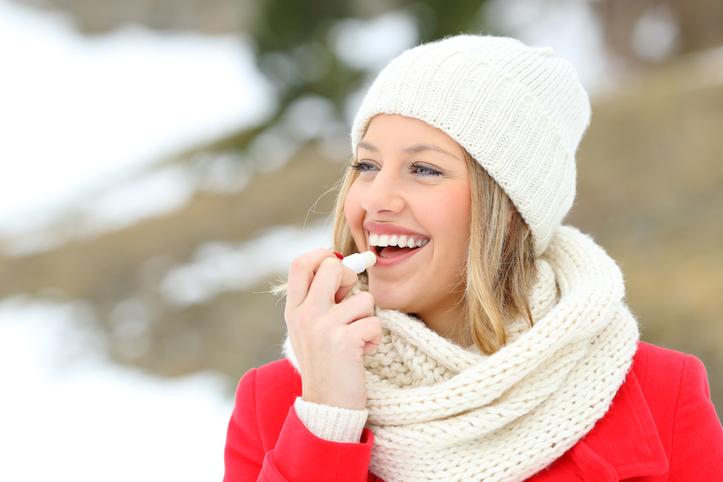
[270,149,538,355]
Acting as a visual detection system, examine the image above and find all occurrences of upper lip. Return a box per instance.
[363,221,429,239]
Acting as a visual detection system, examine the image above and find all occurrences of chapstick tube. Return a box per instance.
[341,251,377,274]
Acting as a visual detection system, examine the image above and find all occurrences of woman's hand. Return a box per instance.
[284,249,382,410]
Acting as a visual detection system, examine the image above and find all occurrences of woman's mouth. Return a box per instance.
[372,242,429,267]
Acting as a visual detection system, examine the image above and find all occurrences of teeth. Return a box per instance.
[368,233,430,248]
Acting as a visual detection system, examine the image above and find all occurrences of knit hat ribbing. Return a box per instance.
[350,34,592,256]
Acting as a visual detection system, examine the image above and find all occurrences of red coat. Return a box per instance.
[223,341,723,481]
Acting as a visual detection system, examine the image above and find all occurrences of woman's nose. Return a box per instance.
[360,168,405,214]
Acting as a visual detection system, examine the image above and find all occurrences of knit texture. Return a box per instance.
[350,34,591,256]
[283,225,640,481]
[293,396,368,443]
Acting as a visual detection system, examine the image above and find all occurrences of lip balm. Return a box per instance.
[341,250,377,274]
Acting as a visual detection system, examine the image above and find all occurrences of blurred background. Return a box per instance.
[1,0,721,479]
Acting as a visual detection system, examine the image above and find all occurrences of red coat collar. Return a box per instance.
[567,367,669,480]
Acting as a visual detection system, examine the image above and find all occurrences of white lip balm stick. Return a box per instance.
[341,250,377,274]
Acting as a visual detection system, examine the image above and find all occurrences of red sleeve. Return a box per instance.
[668,354,723,481]
[223,367,375,482]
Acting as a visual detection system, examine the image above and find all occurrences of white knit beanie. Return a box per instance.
[350,34,592,256]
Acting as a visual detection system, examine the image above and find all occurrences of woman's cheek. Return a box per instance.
[343,186,357,220]
[344,188,364,243]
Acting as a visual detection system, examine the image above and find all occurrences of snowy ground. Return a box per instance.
[0,297,233,481]
[0,0,273,237]
[0,0,269,479]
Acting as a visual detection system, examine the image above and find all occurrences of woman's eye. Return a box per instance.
[350,161,442,177]
[350,161,376,172]
[412,164,442,177]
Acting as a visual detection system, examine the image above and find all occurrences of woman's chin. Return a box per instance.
[367,290,411,313]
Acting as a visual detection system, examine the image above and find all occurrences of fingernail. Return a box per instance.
[333,251,343,260]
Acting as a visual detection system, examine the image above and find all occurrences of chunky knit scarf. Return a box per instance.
[283,225,640,482]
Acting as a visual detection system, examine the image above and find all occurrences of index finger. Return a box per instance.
[286,249,357,310]
[306,255,360,307]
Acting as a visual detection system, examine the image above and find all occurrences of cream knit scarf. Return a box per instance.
[283,225,640,482]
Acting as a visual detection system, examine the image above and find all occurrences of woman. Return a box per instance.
[223,34,723,481]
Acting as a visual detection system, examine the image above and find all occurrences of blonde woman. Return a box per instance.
[223,34,723,481]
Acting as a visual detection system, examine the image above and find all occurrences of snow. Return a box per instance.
[161,220,332,306]
[0,296,233,481]
[0,0,274,237]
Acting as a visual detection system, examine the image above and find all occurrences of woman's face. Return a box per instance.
[344,114,471,321]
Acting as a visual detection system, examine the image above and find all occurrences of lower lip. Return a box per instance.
[372,242,428,267]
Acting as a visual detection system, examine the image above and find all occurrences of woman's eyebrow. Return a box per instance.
[358,141,461,161]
